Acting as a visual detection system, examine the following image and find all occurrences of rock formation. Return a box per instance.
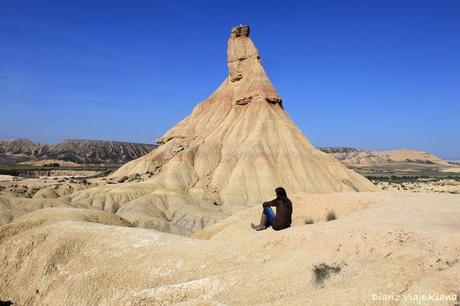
[67,25,376,234]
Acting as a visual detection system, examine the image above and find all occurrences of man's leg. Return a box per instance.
[251,210,268,231]
[263,207,276,225]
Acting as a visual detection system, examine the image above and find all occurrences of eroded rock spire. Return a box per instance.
[227,25,259,82]
[227,25,282,107]
[69,25,377,235]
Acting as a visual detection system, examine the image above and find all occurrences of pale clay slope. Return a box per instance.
[63,26,375,234]
[0,175,118,226]
[442,167,460,173]
[1,192,459,305]
[0,195,70,225]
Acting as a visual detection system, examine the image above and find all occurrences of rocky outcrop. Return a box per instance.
[226,25,282,107]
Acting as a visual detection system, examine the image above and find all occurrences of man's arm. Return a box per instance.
[263,199,278,208]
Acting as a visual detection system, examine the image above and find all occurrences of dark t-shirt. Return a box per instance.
[263,197,293,230]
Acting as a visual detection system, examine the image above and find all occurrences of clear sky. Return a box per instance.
[1,0,459,159]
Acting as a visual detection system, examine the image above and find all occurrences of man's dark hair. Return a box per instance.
[275,187,287,199]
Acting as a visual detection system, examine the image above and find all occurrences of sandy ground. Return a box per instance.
[0,175,14,182]
[0,191,459,305]
[442,167,460,173]
[0,175,104,200]
[376,179,460,194]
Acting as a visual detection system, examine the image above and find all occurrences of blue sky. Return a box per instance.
[1,0,459,159]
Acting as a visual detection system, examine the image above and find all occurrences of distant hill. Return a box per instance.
[318,147,361,154]
[319,147,450,166]
[375,149,450,166]
[0,139,158,166]
[0,139,46,164]
[1,139,451,168]
[0,139,45,156]
[318,147,389,165]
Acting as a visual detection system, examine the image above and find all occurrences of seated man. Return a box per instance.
[251,187,293,231]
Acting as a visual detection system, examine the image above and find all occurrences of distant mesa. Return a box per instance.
[319,147,451,166]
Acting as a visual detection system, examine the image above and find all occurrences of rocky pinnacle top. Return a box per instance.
[231,25,250,37]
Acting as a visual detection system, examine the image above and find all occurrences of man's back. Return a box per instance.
[263,198,292,230]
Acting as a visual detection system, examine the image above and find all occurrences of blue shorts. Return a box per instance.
[263,207,276,226]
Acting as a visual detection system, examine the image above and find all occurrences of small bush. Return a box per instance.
[304,218,314,224]
[313,263,342,285]
[326,210,336,221]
